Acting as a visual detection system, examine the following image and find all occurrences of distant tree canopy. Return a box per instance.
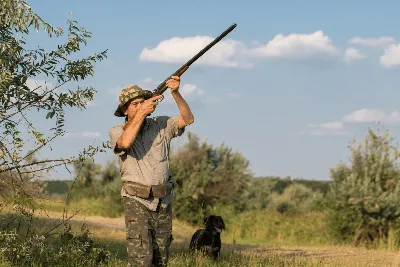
[328,126,400,246]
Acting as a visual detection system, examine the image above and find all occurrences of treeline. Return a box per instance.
[39,128,400,249]
[41,132,330,223]
[42,175,331,198]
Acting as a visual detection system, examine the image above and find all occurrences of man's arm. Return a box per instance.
[171,90,194,128]
[116,113,147,150]
[167,76,194,129]
[116,95,161,150]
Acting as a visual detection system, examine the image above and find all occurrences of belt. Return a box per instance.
[122,178,175,199]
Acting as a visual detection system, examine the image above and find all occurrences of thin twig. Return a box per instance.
[0,157,77,174]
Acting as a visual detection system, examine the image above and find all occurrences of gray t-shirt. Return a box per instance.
[109,115,184,211]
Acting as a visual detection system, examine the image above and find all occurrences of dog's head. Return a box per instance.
[204,215,225,234]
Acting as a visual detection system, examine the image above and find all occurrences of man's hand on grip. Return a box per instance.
[137,95,162,116]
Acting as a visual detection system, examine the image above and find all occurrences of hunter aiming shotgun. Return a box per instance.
[151,23,237,102]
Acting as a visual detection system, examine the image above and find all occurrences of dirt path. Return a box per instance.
[36,211,400,267]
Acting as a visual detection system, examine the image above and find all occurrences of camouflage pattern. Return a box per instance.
[123,197,173,267]
[114,85,153,117]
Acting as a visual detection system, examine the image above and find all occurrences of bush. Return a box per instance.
[170,132,252,223]
[268,183,323,214]
[0,225,119,267]
[327,126,400,247]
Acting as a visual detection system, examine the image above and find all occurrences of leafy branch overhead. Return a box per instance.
[0,0,109,190]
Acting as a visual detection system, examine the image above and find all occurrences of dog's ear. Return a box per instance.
[204,215,216,227]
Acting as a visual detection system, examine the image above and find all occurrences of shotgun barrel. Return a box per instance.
[152,23,238,100]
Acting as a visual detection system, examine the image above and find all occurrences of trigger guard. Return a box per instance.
[155,95,164,103]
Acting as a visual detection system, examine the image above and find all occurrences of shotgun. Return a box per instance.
[151,23,237,102]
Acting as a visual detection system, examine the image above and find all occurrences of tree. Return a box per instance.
[328,126,400,246]
[101,159,120,184]
[170,132,252,223]
[0,0,108,235]
[73,159,102,187]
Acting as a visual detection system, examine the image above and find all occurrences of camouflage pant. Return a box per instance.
[123,197,173,267]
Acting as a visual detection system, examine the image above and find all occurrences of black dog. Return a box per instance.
[189,215,225,259]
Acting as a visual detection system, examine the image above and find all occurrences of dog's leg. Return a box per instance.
[189,230,203,252]
[212,234,222,260]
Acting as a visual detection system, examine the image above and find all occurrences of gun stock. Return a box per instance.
[152,23,237,100]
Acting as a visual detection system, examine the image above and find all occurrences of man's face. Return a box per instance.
[122,97,145,118]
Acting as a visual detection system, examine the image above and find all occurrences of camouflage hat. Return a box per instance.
[114,85,153,117]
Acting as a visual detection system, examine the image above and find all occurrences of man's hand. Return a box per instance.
[137,95,163,116]
[166,76,180,93]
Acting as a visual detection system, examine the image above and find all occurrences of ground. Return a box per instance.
[33,210,400,267]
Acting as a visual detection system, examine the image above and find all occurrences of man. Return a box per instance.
[109,76,194,267]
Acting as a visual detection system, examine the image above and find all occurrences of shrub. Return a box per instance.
[0,225,119,267]
[327,126,400,247]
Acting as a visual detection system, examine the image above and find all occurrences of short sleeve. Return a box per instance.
[154,115,185,141]
[109,125,125,156]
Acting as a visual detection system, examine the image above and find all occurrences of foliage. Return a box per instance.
[0,0,108,206]
[327,126,400,246]
[0,225,118,267]
[73,159,102,187]
[268,183,324,214]
[242,177,275,210]
[42,180,71,197]
[101,159,119,184]
[67,159,123,217]
[170,132,252,223]
[0,2,111,265]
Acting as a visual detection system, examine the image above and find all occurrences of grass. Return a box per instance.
[83,214,399,267]
[2,200,400,266]
[91,230,400,267]
[37,198,332,246]
[38,197,122,218]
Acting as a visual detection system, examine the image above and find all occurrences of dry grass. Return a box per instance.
[2,207,400,266]
[72,213,399,267]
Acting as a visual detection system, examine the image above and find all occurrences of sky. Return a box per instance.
[21,0,400,181]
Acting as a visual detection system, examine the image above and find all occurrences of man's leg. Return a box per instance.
[151,204,173,267]
[123,197,154,267]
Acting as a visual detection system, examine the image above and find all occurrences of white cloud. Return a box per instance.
[139,36,251,68]
[143,77,156,88]
[163,83,205,103]
[342,109,400,124]
[348,36,395,47]
[342,109,386,123]
[303,121,350,136]
[380,44,400,68]
[343,47,366,63]
[306,130,351,136]
[181,84,205,97]
[304,109,400,136]
[62,131,101,138]
[308,121,343,130]
[251,30,339,60]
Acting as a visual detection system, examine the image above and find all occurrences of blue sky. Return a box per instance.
[24,0,400,180]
